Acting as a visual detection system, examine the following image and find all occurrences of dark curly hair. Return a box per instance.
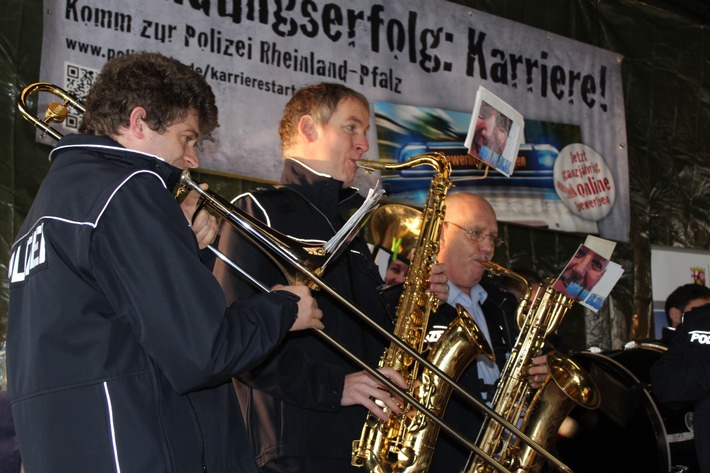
[279,82,369,151]
[79,51,218,136]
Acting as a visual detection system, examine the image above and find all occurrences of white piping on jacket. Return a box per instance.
[103,382,122,473]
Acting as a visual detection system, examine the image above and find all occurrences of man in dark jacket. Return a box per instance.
[651,297,710,473]
[425,192,549,473]
[660,283,710,344]
[213,82,448,473]
[7,52,322,473]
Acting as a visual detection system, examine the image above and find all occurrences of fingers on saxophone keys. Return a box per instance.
[366,398,390,422]
[527,374,544,389]
[367,390,402,421]
[376,387,404,412]
[526,367,547,388]
[527,354,549,388]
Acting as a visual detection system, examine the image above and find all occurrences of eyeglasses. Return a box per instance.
[445,221,504,247]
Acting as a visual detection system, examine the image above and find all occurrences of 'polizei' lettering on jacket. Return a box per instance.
[8,222,47,283]
[688,330,710,345]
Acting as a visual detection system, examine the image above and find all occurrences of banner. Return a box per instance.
[36,0,628,240]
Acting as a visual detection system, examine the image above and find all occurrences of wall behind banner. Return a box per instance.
[0,0,707,351]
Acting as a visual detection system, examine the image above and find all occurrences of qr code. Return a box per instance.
[63,62,99,130]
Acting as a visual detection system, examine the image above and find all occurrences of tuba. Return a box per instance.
[464,263,600,473]
[351,153,494,473]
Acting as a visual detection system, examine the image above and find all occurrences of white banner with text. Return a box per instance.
[37,0,629,240]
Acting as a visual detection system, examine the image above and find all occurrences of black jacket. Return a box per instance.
[7,134,298,473]
[213,159,393,469]
[651,302,710,473]
[427,282,519,473]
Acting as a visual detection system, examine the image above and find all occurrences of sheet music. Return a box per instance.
[324,184,385,257]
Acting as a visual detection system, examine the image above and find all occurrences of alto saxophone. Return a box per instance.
[464,263,600,473]
[351,153,494,473]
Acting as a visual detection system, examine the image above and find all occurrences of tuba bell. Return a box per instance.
[367,203,423,286]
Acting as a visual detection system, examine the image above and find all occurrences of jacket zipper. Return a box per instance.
[186,393,208,472]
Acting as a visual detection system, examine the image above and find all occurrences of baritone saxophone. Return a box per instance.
[464,263,600,473]
[351,153,494,473]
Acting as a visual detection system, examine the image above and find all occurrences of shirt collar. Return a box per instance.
[448,280,488,306]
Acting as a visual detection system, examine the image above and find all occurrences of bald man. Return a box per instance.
[425,192,548,472]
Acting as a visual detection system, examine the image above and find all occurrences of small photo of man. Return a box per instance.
[465,87,523,177]
[553,244,609,301]
[471,100,512,163]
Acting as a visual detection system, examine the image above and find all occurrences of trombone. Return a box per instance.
[17,82,85,141]
[17,82,574,473]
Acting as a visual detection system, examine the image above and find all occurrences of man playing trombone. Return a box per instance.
[7,52,323,473]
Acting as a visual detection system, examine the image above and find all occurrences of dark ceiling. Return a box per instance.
[641,0,710,23]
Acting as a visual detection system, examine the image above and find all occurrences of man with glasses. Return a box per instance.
[425,192,549,472]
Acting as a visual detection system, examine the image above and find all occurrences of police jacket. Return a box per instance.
[651,302,710,473]
[213,159,393,468]
[7,134,299,473]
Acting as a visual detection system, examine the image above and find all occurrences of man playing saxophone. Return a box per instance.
[425,192,550,473]
[213,82,449,473]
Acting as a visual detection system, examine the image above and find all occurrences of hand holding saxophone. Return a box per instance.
[429,262,449,302]
[180,184,219,249]
[342,367,408,421]
[527,354,550,389]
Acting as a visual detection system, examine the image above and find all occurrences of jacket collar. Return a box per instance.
[280,158,362,221]
[50,134,184,191]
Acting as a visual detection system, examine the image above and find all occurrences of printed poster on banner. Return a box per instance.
[372,101,601,236]
[553,144,616,222]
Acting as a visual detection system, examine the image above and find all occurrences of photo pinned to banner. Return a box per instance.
[464,86,525,177]
[552,235,624,312]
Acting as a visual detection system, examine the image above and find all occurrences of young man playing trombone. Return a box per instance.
[7,51,322,473]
